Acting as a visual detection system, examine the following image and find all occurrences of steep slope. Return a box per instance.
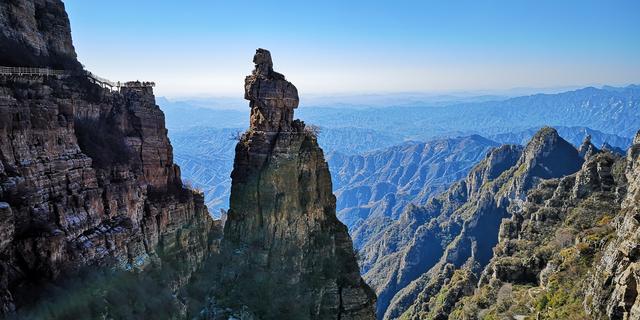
[447,146,626,319]
[0,1,218,316]
[362,128,584,319]
[328,136,498,249]
[391,128,584,320]
[394,130,640,320]
[210,49,376,319]
[362,144,523,319]
[586,131,640,319]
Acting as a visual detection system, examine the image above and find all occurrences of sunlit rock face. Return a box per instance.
[215,49,376,319]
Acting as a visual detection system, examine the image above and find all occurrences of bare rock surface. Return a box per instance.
[213,49,376,319]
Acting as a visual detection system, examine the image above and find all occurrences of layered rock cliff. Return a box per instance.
[211,49,376,319]
[0,0,218,316]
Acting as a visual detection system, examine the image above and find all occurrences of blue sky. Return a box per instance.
[64,0,640,98]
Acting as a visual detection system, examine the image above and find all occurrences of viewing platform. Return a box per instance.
[0,66,155,92]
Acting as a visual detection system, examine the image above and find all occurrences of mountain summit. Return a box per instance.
[213,49,376,319]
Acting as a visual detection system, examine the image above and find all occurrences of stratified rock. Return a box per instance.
[0,1,219,315]
[215,49,376,319]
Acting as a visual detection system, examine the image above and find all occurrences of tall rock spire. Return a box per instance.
[214,49,376,319]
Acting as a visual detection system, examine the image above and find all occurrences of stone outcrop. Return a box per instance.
[212,49,376,319]
[0,0,219,316]
[578,134,599,159]
[244,48,299,132]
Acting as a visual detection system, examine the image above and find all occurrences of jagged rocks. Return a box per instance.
[586,131,640,319]
[578,134,599,159]
[446,138,628,318]
[362,127,586,319]
[244,48,299,132]
[214,49,376,319]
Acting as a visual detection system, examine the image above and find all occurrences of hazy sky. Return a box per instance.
[64,0,640,98]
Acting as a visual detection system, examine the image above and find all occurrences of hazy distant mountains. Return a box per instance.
[165,85,639,215]
[164,85,640,140]
[169,128,238,213]
[297,85,640,139]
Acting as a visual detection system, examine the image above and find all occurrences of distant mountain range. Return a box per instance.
[295,85,640,140]
[489,126,631,151]
[163,85,640,139]
[166,85,639,216]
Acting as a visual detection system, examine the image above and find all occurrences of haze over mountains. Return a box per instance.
[160,83,640,319]
[165,85,638,215]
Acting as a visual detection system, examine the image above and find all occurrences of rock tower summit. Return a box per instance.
[244,48,299,132]
[215,49,377,319]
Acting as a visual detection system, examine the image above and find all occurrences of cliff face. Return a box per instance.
[586,131,640,319]
[0,0,79,69]
[213,49,376,319]
[0,0,218,315]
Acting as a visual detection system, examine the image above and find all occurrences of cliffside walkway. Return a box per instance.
[0,66,155,91]
[0,66,68,77]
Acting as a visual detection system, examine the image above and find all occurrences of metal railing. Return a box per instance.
[0,66,155,91]
[0,66,69,77]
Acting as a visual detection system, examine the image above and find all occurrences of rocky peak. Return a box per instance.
[244,48,299,132]
[252,48,275,76]
[578,134,599,159]
[213,50,376,319]
[512,126,584,195]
